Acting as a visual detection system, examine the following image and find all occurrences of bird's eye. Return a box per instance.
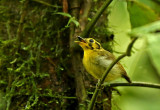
[89,39,94,43]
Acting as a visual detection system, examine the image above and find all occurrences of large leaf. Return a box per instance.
[128,20,160,74]
[138,0,160,13]
[129,20,160,37]
[127,0,158,28]
[147,34,160,74]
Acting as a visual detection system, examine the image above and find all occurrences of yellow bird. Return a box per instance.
[75,36,131,83]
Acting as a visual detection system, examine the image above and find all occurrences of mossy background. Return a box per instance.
[0,0,74,109]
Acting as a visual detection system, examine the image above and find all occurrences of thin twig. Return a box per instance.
[32,0,62,8]
[104,81,160,89]
[80,0,113,38]
[88,37,138,110]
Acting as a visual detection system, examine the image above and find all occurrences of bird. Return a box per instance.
[75,36,131,83]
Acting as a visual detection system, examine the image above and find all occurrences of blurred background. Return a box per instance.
[108,0,160,110]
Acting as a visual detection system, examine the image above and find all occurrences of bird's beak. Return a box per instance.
[74,36,86,43]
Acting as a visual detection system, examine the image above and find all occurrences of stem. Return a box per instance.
[80,0,113,38]
[126,37,138,56]
[32,0,61,8]
[104,82,160,89]
[88,37,138,110]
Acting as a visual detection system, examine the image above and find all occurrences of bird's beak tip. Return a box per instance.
[76,36,86,43]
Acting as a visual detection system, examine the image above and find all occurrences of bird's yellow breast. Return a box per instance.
[83,49,101,79]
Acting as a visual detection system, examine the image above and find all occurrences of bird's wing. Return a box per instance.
[94,49,131,82]
[98,49,116,60]
[96,49,126,73]
[92,49,114,68]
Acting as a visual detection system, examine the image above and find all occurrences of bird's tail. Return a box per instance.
[122,74,132,83]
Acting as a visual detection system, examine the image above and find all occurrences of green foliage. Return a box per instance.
[127,0,158,28]
[129,20,160,37]
[138,0,160,13]
[147,34,160,74]
[108,1,160,110]
[54,12,80,27]
[129,20,160,78]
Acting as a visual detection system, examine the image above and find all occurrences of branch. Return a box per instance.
[69,0,87,110]
[88,37,138,110]
[32,0,62,8]
[80,0,113,38]
[104,81,160,89]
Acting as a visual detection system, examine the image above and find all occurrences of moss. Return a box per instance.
[0,0,75,109]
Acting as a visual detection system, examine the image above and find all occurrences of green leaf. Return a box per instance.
[10,58,17,64]
[14,79,25,87]
[7,68,13,72]
[138,0,160,14]
[0,80,7,85]
[65,17,79,27]
[147,34,160,74]
[127,1,158,28]
[129,20,160,37]
[54,12,71,18]
[69,18,80,27]
[53,12,79,27]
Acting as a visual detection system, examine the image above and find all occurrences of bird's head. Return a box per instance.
[75,36,102,50]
